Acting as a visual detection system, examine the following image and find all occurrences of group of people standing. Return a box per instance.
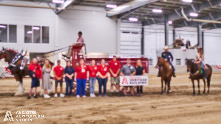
[27,55,145,99]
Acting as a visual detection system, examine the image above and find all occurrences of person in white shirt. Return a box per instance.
[62,31,85,60]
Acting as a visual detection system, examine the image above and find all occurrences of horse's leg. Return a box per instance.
[161,78,163,94]
[168,80,171,93]
[167,81,170,94]
[14,74,25,96]
[164,80,167,93]
[192,80,195,95]
[207,75,211,93]
[197,80,200,95]
[203,79,206,94]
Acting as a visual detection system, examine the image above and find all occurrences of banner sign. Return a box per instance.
[120,76,148,86]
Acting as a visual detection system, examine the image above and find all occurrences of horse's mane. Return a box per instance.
[6,48,18,55]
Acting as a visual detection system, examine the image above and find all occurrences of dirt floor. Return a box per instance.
[0,73,221,124]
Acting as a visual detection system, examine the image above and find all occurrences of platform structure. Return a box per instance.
[71,43,149,73]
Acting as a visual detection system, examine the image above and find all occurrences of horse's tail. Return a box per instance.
[206,64,212,81]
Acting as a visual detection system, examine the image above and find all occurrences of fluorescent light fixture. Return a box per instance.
[0,25,6,28]
[33,27,40,30]
[52,0,64,4]
[182,0,193,3]
[27,31,32,34]
[168,21,173,24]
[189,12,198,17]
[152,9,162,13]
[106,4,117,9]
[129,17,138,22]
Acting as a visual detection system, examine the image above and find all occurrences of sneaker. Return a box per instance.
[117,90,119,93]
[27,96,31,99]
[76,95,80,98]
[60,93,65,98]
[83,95,86,98]
[33,95,37,98]
[54,93,58,98]
[92,94,96,97]
[90,94,93,97]
[111,89,113,93]
[44,94,50,99]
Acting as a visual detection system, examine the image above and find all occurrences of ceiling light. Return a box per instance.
[33,27,40,30]
[182,0,193,3]
[152,9,162,13]
[52,0,64,4]
[27,31,32,34]
[106,4,117,9]
[189,12,198,17]
[168,21,173,24]
[0,25,6,28]
[129,17,138,22]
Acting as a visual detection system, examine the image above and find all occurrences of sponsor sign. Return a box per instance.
[120,76,148,86]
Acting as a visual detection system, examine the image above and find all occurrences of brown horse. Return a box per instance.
[156,57,173,94]
[0,48,29,96]
[186,59,212,95]
[0,47,54,96]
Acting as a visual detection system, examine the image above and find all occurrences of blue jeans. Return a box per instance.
[76,79,87,96]
[89,77,96,94]
[65,80,73,96]
[200,63,207,79]
[97,78,108,95]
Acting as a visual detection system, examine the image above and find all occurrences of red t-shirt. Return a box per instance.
[109,60,121,77]
[53,65,64,80]
[75,65,88,79]
[28,62,42,79]
[88,66,98,78]
[98,65,109,77]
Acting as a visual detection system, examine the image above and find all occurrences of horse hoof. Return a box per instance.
[193,93,195,96]
[203,91,205,94]
[161,92,163,95]
[207,91,210,94]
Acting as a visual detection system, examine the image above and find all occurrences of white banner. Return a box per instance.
[120,76,148,86]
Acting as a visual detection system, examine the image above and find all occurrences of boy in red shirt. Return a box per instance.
[74,59,89,98]
[27,58,42,99]
[53,60,65,98]
[88,60,97,97]
[97,59,109,97]
[109,55,121,93]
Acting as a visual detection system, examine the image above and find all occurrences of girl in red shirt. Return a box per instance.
[88,60,97,97]
[74,59,89,98]
[97,59,109,97]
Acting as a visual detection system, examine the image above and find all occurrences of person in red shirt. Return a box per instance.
[27,58,42,99]
[109,55,121,94]
[97,59,109,97]
[53,60,65,98]
[88,60,97,97]
[74,59,89,98]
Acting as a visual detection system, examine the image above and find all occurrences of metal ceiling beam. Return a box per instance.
[106,0,158,17]
[56,0,75,14]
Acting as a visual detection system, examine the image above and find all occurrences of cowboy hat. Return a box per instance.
[164,46,169,50]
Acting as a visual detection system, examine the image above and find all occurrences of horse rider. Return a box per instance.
[158,46,176,77]
[195,47,207,79]
[62,31,85,60]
